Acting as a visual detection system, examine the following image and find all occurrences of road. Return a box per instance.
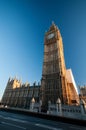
[0,110,86,130]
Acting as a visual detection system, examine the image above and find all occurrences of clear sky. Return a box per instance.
[0,0,86,100]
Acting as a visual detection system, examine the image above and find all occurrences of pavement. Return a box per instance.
[0,110,86,130]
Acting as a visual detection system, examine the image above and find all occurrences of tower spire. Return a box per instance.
[52,21,54,25]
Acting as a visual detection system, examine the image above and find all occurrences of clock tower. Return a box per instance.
[40,22,79,109]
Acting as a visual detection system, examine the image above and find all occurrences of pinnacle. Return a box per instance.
[49,21,58,31]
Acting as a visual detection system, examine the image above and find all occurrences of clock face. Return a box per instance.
[47,33,54,39]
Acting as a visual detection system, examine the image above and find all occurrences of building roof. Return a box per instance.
[66,69,78,94]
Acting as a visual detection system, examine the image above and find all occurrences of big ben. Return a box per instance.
[40,22,79,109]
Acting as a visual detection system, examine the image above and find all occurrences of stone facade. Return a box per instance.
[47,98,86,120]
[1,77,40,108]
[80,86,86,102]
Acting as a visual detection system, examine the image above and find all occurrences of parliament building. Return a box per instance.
[1,23,79,109]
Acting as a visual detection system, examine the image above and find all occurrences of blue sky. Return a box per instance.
[0,0,86,100]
